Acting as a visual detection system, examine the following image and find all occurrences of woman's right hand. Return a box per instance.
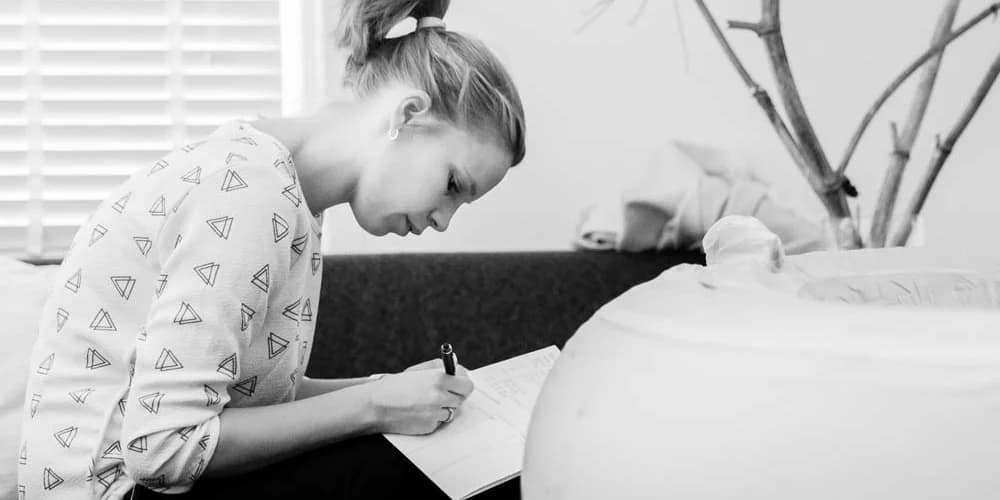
[367,366,474,435]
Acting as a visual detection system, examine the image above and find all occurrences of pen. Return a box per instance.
[440,343,456,376]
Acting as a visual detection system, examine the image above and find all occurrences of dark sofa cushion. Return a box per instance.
[308,251,703,378]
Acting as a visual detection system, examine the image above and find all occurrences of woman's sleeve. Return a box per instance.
[121,163,300,493]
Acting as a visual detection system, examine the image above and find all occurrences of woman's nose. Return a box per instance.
[429,205,457,232]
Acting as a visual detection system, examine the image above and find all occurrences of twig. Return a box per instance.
[836,2,1000,177]
[869,0,959,248]
[693,0,831,201]
[628,0,650,26]
[672,0,691,73]
[576,0,616,34]
[889,48,1000,247]
[727,0,860,248]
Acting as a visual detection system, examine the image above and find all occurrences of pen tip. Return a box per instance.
[440,343,453,355]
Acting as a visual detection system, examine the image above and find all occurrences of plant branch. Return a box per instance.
[758,1,846,200]
[869,0,959,248]
[889,48,1000,247]
[836,2,1000,177]
[694,1,834,202]
[726,0,859,248]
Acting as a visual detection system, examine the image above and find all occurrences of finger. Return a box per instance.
[406,359,444,372]
[454,364,470,377]
[441,373,474,397]
[436,390,465,408]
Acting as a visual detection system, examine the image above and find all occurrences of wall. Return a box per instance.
[317,0,1000,254]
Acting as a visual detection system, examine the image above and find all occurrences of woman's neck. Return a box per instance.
[250,102,372,212]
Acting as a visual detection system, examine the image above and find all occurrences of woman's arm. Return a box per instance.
[294,357,455,400]
[294,375,374,400]
[204,368,474,477]
[204,380,376,477]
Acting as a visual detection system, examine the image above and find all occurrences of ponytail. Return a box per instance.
[333,0,526,166]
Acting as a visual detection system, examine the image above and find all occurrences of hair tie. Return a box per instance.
[416,16,446,30]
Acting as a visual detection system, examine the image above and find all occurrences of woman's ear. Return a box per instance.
[388,89,432,133]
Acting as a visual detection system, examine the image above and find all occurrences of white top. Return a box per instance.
[18,120,324,499]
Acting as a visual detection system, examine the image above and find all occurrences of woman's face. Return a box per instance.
[350,122,512,236]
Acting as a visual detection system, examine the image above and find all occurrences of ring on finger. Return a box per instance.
[442,407,455,424]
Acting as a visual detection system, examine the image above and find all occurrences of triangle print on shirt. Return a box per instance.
[194,262,220,286]
[90,308,117,332]
[112,192,132,214]
[282,298,300,322]
[240,303,255,332]
[206,216,234,240]
[138,392,165,414]
[217,353,238,380]
[301,299,313,322]
[282,182,302,208]
[251,265,270,293]
[149,159,169,176]
[221,169,249,192]
[65,269,82,293]
[291,233,308,255]
[43,467,64,490]
[267,332,290,359]
[233,376,257,397]
[204,384,221,406]
[56,308,69,332]
[102,441,123,461]
[37,353,55,375]
[69,388,95,404]
[134,236,152,257]
[272,213,289,243]
[174,302,203,325]
[181,166,202,184]
[149,196,167,217]
[226,152,248,165]
[155,348,184,372]
[111,276,136,300]
[86,348,111,370]
[53,426,78,448]
[90,224,108,247]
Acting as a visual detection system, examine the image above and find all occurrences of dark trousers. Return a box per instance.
[131,434,520,500]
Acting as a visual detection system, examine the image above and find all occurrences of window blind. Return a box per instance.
[0,0,286,260]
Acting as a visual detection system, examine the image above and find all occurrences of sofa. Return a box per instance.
[2,250,703,500]
[307,251,704,377]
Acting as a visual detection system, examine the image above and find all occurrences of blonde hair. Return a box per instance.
[335,0,526,166]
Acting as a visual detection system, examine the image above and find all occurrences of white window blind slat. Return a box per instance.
[1,0,289,259]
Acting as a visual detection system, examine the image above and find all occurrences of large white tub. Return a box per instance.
[523,217,1000,499]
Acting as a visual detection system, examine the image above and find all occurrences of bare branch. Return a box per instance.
[727,20,767,35]
[889,121,901,150]
[836,2,1000,177]
[869,0,959,248]
[576,0,617,34]
[693,1,829,197]
[694,1,758,89]
[889,48,1000,247]
[628,0,650,26]
[757,0,847,197]
[725,0,859,247]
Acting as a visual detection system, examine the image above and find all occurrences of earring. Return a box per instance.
[388,128,399,141]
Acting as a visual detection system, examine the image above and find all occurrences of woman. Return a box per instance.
[17,0,526,498]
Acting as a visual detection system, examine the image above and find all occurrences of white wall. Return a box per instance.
[317,0,1000,254]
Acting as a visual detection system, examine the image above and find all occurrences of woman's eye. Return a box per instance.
[447,174,459,194]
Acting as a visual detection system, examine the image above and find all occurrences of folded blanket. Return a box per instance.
[574,140,829,255]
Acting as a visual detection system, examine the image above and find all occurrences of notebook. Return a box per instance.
[383,345,561,500]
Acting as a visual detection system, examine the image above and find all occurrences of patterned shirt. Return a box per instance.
[17,120,324,500]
